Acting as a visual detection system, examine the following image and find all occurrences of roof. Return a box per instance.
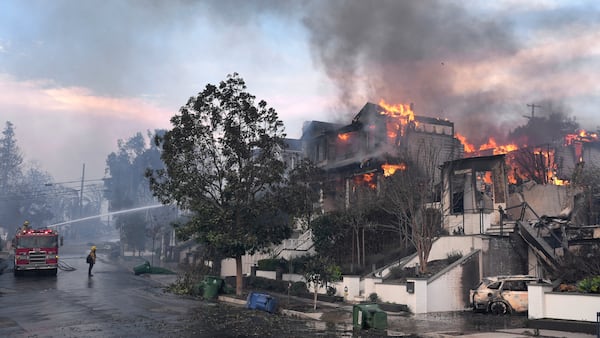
[283,138,302,151]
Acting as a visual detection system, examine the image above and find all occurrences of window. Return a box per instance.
[487,281,501,290]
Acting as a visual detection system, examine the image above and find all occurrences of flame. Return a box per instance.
[456,133,475,153]
[478,137,518,155]
[457,134,519,156]
[382,163,406,177]
[353,173,377,189]
[338,133,350,142]
[482,171,493,184]
[378,99,415,121]
[564,129,598,162]
[457,132,572,186]
[378,99,416,142]
[564,129,599,145]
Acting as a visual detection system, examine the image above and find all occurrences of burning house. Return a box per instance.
[302,101,463,212]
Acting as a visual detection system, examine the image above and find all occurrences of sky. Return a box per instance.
[0,0,599,182]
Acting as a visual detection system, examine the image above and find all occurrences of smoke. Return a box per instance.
[300,0,579,145]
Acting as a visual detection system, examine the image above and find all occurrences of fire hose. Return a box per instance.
[58,261,76,271]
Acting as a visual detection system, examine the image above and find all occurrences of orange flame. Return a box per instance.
[338,133,350,142]
[353,173,377,190]
[378,99,416,142]
[456,133,475,153]
[382,163,406,177]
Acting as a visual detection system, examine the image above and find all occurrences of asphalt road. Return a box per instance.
[1,242,564,338]
[0,243,356,338]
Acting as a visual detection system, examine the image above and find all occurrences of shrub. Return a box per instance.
[245,276,292,293]
[326,285,337,296]
[368,292,379,302]
[257,258,288,272]
[289,254,313,274]
[577,276,600,293]
[290,281,309,296]
[446,251,463,264]
[389,266,413,280]
[164,265,209,296]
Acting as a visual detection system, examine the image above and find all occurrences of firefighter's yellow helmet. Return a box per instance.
[23,221,29,226]
[91,246,96,251]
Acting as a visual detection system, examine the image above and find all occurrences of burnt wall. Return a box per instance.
[482,234,528,277]
[460,251,481,307]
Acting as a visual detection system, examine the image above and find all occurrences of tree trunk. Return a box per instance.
[235,255,243,296]
[355,228,360,268]
[362,227,365,267]
[351,230,355,273]
[313,285,318,310]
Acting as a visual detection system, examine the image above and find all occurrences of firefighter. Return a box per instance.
[21,221,29,232]
[87,246,97,276]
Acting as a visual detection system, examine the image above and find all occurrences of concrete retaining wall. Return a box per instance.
[529,283,600,322]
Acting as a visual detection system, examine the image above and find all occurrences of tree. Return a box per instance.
[378,145,443,275]
[303,255,342,310]
[278,159,323,230]
[0,121,27,231]
[105,130,165,252]
[570,162,600,225]
[147,73,291,296]
[0,122,23,191]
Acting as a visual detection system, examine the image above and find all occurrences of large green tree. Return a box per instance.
[147,73,291,296]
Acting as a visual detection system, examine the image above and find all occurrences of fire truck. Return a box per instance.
[13,228,59,276]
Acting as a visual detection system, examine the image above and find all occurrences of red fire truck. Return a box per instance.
[13,228,59,276]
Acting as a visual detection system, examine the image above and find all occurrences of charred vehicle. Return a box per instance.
[470,275,550,315]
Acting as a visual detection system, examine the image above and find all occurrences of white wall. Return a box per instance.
[427,262,469,312]
[374,282,411,305]
[529,284,600,322]
[256,270,277,279]
[445,211,494,235]
[402,236,482,269]
[220,251,272,277]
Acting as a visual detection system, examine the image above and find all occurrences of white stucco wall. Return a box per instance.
[374,282,411,305]
[529,284,600,322]
[427,263,470,312]
[402,236,483,269]
[256,270,277,279]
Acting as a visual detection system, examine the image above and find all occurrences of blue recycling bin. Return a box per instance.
[246,292,278,313]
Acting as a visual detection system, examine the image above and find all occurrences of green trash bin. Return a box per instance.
[133,261,151,275]
[202,275,224,300]
[352,303,387,330]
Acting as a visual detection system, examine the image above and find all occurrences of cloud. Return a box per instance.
[0,74,173,181]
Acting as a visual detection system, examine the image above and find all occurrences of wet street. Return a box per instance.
[0,243,356,337]
[0,243,531,337]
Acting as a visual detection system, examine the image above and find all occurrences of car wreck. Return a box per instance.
[470,275,551,315]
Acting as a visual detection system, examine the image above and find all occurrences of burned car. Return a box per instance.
[470,275,550,315]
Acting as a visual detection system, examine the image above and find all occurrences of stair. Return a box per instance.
[485,221,517,236]
[516,220,559,272]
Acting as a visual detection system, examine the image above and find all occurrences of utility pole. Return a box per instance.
[79,163,85,218]
[525,103,541,120]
